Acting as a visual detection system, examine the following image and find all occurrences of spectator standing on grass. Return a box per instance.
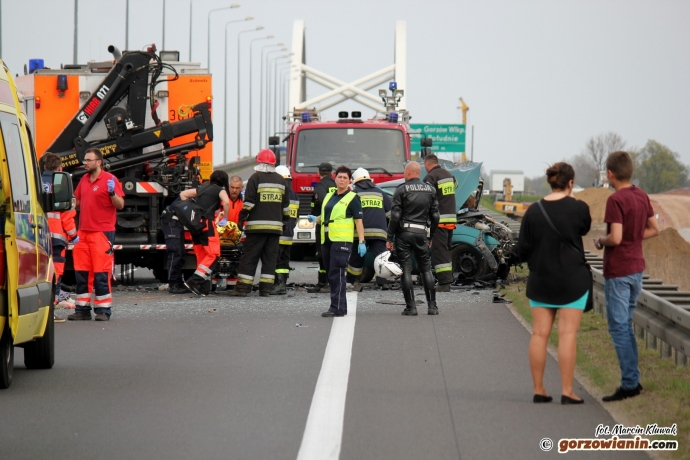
[595,151,658,402]
[517,162,591,405]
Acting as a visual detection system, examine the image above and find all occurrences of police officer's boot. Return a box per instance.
[270,274,287,295]
[259,282,273,297]
[307,271,329,293]
[422,270,439,315]
[401,288,418,316]
[229,282,252,297]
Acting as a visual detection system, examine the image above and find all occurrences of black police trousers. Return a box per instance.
[322,240,352,315]
[395,230,436,308]
[161,218,186,286]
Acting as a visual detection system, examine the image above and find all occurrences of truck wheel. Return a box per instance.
[451,244,489,280]
[360,266,375,283]
[24,297,55,370]
[1,316,14,389]
[152,266,169,283]
[290,245,305,261]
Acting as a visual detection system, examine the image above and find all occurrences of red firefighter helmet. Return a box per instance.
[256,148,276,165]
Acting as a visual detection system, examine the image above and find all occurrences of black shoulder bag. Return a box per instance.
[536,200,594,312]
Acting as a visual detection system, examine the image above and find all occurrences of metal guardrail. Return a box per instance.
[479,205,690,367]
[588,257,690,367]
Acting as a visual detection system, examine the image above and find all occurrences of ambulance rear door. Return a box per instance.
[0,108,42,344]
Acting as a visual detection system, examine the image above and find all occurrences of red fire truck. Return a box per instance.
[275,82,415,260]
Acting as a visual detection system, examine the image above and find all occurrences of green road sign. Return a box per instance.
[410,124,466,153]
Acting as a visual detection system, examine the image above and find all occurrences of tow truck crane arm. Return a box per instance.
[47,50,213,174]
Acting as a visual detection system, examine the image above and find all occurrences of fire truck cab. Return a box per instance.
[278,82,412,259]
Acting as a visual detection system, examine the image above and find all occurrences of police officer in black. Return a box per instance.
[307,162,336,293]
[423,154,457,292]
[386,162,440,316]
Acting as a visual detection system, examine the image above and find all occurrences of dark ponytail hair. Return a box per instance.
[545,162,575,191]
[210,170,230,194]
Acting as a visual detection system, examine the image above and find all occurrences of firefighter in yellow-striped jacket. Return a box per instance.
[271,165,299,295]
[346,168,392,290]
[230,149,290,297]
[423,154,457,292]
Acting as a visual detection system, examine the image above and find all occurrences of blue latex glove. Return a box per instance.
[218,218,228,226]
[70,235,80,245]
[307,215,317,223]
[107,178,115,193]
[358,242,367,257]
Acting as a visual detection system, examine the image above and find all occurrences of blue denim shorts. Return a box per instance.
[529,291,588,310]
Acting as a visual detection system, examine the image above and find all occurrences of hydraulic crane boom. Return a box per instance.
[48,50,213,174]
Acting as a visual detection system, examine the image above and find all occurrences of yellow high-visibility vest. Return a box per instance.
[320,190,356,244]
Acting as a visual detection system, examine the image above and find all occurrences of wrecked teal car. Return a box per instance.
[361,159,518,282]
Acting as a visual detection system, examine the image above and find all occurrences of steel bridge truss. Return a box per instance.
[288,20,406,114]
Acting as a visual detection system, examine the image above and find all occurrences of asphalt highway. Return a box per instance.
[0,262,649,460]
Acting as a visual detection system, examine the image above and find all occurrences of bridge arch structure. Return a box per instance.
[288,20,407,114]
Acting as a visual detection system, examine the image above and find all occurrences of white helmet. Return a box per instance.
[352,167,370,183]
[374,251,402,280]
[275,165,291,179]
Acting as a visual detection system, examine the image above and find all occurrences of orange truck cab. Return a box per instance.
[0,60,74,389]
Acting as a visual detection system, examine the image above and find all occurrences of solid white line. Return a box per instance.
[296,292,358,460]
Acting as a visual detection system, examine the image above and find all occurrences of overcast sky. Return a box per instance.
[2,0,688,178]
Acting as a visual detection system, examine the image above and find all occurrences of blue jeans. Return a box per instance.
[604,272,643,390]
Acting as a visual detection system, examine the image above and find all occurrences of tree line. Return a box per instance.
[523,133,689,195]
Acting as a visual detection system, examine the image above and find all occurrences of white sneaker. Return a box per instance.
[58,299,76,309]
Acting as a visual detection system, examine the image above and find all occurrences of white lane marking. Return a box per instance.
[297,292,358,460]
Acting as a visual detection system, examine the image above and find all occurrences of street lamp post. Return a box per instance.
[125,0,129,51]
[73,0,78,64]
[280,67,295,125]
[206,4,243,70]
[236,26,264,161]
[266,54,292,140]
[261,47,286,148]
[273,59,291,136]
[223,19,256,163]
[279,68,290,126]
[248,34,274,156]
[162,0,166,50]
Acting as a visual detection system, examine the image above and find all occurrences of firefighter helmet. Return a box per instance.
[374,251,402,280]
[256,148,276,165]
[275,165,291,179]
[352,167,370,183]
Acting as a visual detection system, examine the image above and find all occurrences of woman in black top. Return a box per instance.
[518,162,592,405]
[179,170,231,296]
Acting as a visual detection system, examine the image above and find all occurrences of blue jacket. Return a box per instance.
[353,179,391,240]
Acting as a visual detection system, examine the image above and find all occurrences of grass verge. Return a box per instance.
[503,267,690,459]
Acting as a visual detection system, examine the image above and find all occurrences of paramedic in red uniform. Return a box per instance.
[226,175,244,224]
[68,148,125,321]
[41,153,78,322]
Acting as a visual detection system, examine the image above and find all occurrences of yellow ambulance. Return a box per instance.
[0,60,73,389]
